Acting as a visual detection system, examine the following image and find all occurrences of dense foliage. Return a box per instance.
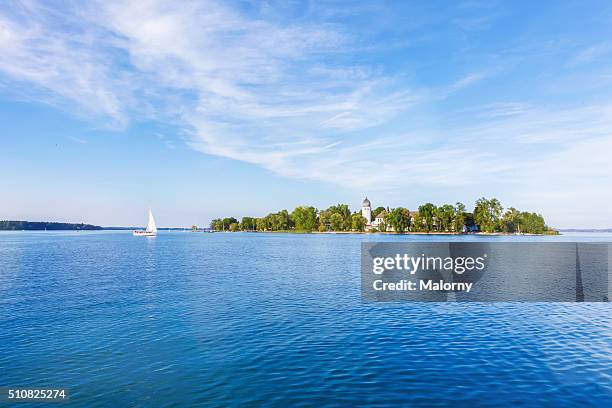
[210,197,555,234]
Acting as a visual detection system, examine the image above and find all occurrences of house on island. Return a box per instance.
[361,197,396,231]
[361,196,476,233]
[372,209,388,230]
[360,196,422,232]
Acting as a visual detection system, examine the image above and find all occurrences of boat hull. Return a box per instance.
[133,231,156,236]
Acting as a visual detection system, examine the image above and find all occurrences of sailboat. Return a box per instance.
[133,209,157,236]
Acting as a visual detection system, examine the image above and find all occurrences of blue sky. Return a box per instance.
[1,0,612,228]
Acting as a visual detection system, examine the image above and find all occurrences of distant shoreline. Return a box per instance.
[557,228,612,233]
[0,220,102,231]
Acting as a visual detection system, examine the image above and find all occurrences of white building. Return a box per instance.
[361,197,372,224]
[372,210,388,230]
[361,197,391,231]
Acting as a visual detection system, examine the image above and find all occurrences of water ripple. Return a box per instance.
[0,231,610,407]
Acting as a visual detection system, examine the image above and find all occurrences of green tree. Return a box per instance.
[418,203,437,232]
[464,212,476,231]
[387,207,410,232]
[326,204,352,230]
[210,218,222,231]
[329,213,344,231]
[291,206,318,231]
[473,198,490,232]
[473,197,503,232]
[256,218,267,231]
[263,214,272,230]
[411,213,424,232]
[453,202,466,233]
[210,218,236,231]
[241,217,256,231]
[269,213,284,230]
[191,225,198,232]
[437,204,455,232]
[279,209,293,230]
[262,210,293,231]
[502,207,520,233]
[229,222,239,232]
[519,212,547,234]
[371,206,386,220]
[351,213,367,231]
[318,210,331,230]
[490,198,503,231]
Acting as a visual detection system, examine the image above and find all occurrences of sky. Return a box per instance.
[1,0,612,228]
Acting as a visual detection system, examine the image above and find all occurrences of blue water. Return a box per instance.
[1,231,611,407]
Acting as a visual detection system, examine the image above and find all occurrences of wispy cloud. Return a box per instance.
[0,3,129,126]
[156,133,175,150]
[0,0,488,182]
[69,136,87,144]
[1,0,612,227]
[569,42,612,66]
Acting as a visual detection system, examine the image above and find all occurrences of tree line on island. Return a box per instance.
[210,197,556,234]
[0,221,103,231]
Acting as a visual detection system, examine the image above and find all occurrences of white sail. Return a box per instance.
[146,209,157,233]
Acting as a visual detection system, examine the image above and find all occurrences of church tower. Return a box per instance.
[361,197,372,223]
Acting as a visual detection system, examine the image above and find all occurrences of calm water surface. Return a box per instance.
[1,231,611,407]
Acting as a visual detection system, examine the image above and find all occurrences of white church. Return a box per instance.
[361,197,391,231]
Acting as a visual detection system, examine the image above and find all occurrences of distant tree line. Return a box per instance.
[210,197,555,234]
[0,221,102,231]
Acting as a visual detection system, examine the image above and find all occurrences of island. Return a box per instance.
[210,197,558,235]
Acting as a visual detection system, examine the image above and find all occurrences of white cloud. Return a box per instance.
[1,1,611,227]
[570,42,612,66]
[0,1,484,176]
[0,6,128,126]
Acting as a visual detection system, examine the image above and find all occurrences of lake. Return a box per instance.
[1,231,611,407]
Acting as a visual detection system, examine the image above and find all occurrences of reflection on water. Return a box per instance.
[144,235,157,272]
[0,231,610,407]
